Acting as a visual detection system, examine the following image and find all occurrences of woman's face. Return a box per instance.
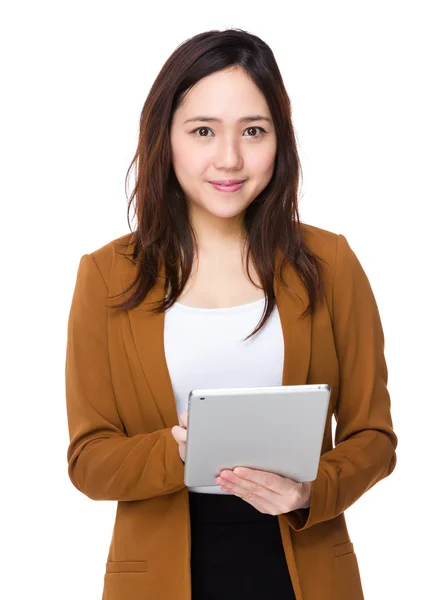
[170,66,277,229]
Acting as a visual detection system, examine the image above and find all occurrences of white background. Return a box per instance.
[1,1,441,598]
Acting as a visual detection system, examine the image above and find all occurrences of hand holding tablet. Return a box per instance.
[171,412,188,463]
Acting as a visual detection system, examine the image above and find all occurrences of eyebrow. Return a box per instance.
[183,114,272,125]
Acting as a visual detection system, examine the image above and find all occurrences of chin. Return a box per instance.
[187,192,251,220]
[206,204,248,219]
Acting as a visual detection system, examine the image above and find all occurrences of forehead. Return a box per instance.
[175,69,271,121]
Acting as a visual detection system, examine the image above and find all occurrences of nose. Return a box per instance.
[213,136,244,171]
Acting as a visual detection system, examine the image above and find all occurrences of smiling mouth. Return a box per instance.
[209,180,245,186]
[208,181,245,192]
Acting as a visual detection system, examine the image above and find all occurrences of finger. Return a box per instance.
[217,478,281,515]
[219,476,280,504]
[179,411,188,428]
[179,441,187,462]
[221,478,287,515]
[218,469,296,509]
[231,467,294,495]
[239,494,281,516]
[172,426,187,443]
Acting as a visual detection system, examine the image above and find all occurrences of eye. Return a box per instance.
[244,126,266,138]
[190,126,266,138]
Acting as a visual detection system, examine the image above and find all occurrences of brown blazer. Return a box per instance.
[65,222,397,600]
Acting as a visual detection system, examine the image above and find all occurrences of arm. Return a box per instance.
[283,233,398,531]
[65,253,185,501]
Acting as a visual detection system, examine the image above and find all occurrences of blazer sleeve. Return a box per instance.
[283,233,398,531]
[65,253,185,501]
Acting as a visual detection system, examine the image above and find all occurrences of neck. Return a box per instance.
[188,205,247,254]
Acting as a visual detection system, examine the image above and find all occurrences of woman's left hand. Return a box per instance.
[215,467,312,515]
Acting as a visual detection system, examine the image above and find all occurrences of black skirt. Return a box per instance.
[189,491,297,600]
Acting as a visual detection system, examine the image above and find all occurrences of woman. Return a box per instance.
[65,28,398,600]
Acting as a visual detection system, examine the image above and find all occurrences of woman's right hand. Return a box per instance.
[171,411,188,463]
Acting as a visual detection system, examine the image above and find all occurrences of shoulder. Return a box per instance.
[83,232,136,283]
[300,221,339,263]
[301,222,362,284]
[89,232,135,259]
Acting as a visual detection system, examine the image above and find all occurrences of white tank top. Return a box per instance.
[164,295,284,494]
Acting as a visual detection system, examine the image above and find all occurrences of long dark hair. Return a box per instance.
[110,28,327,341]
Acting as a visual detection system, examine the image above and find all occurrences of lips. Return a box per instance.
[209,180,245,186]
[209,181,244,192]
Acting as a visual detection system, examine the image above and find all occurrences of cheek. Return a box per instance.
[247,148,276,177]
[174,151,208,183]
[171,135,201,177]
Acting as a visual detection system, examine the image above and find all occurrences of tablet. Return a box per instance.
[183,384,331,487]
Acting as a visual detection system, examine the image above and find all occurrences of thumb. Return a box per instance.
[172,425,187,443]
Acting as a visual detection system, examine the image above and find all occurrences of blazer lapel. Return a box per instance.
[118,248,312,430]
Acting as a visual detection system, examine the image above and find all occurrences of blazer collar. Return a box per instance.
[118,245,312,429]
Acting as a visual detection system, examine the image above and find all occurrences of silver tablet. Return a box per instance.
[183,384,331,487]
